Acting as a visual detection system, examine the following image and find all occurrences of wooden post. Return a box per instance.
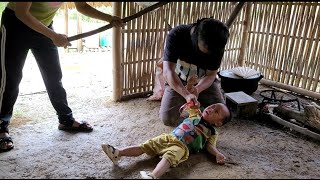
[64,3,69,53]
[76,13,83,52]
[238,2,252,66]
[112,2,122,101]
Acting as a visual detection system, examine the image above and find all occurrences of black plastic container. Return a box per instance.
[218,70,263,95]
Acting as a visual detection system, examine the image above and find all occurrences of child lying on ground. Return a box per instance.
[101,102,231,179]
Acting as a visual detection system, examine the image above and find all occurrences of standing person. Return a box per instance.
[160,18,230,126]
[101,102,231,179]
[0,2,123,152]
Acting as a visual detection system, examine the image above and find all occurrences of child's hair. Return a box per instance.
[222,104,232,125]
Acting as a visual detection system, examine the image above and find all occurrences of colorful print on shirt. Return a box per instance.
[172,116,216,153]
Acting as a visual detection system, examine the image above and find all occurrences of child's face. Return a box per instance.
[201,103,229,127]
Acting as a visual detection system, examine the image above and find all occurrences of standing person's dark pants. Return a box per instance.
[0,8,74,133]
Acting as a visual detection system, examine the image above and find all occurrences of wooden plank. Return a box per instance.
[225,91,257,105]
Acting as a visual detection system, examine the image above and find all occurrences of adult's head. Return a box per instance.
[192,18,230,55]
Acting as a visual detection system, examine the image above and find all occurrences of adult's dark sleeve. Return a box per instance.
[208,48,226,71]
[163,29,180,63]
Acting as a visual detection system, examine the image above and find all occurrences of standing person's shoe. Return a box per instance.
[0,133,14,153]
[101,144,121,164]
[58,120,93,132]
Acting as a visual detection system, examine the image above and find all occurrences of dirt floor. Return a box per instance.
[0,51,319,179]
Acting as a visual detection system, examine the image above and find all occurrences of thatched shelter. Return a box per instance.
[64,2,320,102]
[113,2,320,101]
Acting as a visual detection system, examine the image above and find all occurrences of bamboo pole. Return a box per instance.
[260,79,320,100]
[67,2,169,42]
[226,2,246,28]
[112,2,122,101]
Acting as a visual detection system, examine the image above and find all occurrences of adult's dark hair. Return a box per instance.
[192,18,230,54]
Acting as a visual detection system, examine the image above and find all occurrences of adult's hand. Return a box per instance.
[51,33,71,48]
[185,93,200,108]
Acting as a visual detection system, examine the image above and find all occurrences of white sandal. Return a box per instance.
[101,144,120,164]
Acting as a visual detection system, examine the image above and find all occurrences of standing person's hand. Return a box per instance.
[74,2,125,28]
[51,33,71,48]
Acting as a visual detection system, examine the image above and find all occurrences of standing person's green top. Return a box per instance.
[7,2,63,26]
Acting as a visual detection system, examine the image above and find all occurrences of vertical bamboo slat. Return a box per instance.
[268,4,283,81]
[300,4,317,89]
[295,4,311,87]
[123,2,129,95]
[308,9,320,91]
[279,2,292,83]
[141,12,148,92]
[284,4,300,85]
[290,4,306,86]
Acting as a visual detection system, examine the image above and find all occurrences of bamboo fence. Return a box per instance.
[113,2,320,101]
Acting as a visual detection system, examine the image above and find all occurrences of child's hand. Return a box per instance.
[216,152,226,165]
